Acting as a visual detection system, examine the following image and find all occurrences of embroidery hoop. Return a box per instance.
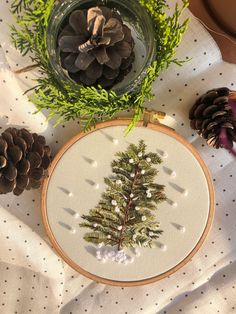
[41,120,215,287]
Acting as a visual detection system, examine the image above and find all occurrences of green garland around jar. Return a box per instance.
[10,0,189,133]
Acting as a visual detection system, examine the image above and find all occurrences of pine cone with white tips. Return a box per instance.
[58,6,135,89]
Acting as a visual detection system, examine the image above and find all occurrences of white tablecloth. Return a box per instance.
[0,1,236,314]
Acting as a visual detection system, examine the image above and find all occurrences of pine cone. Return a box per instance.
[0,128,51,195]
[58,6,135,89]
[189,87,236,148]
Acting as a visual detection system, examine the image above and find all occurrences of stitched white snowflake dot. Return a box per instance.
[111,200,117,206]
[91,160,98,168]
[112,138,119,145]
[142,216,147,221]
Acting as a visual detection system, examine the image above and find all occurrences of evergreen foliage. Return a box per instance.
[80,140,166,251]
[10,0,189,132]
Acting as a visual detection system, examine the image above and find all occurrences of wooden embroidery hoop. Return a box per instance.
[41,119,215,287]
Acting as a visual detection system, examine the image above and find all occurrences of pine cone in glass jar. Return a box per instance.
[189,87,236,149]
[0,128,51,196]
[58,6,135,89]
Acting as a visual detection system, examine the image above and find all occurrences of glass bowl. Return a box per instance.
[47,0,156,95]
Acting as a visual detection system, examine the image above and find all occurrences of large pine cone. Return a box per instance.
[0,128,51,195]
[189,87,236,148]
[58,6,135,89]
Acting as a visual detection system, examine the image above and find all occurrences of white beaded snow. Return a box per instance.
[117,226,123,231]
[162,151,168,158]
[138,152,143,157]
[91,160,98,168]
[115,206,120,213]
[171,170,177,178]
[111,200,117,206]
[168,199,178,208]
[130,193,134,198]
[94,183,100,190]
[130,173,135,178]
[112,138,119,145]
[160,244,167,251]
[128,256,134,263]
[93,223,98,228]
[171,201,178,208]
[107,235,111,239]
[96,251,102,261]
[146,157,151,162]
[116,180,122,185]
[149,231,154,236]
[129,158,134,164]
[178,225,186,233]
[147,193,152,198]
[141,216,147,221]
[157,149,168,158]
[95,246,141,265]
[135,206,140,211]
[141,170,145,174]
[107,251,115,258]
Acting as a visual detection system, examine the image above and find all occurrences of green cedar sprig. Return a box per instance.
[10,0,189,132]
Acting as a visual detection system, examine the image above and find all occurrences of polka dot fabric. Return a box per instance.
[0,1,236,313]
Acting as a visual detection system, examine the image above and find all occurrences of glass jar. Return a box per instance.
[47,0,156,95]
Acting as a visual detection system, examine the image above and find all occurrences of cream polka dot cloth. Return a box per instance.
[0,1,235,313]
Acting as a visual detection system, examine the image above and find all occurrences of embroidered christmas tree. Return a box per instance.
[80,140,166,251]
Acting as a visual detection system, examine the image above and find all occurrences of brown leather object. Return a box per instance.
[189,0,236,64]
[205,0,236,37]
